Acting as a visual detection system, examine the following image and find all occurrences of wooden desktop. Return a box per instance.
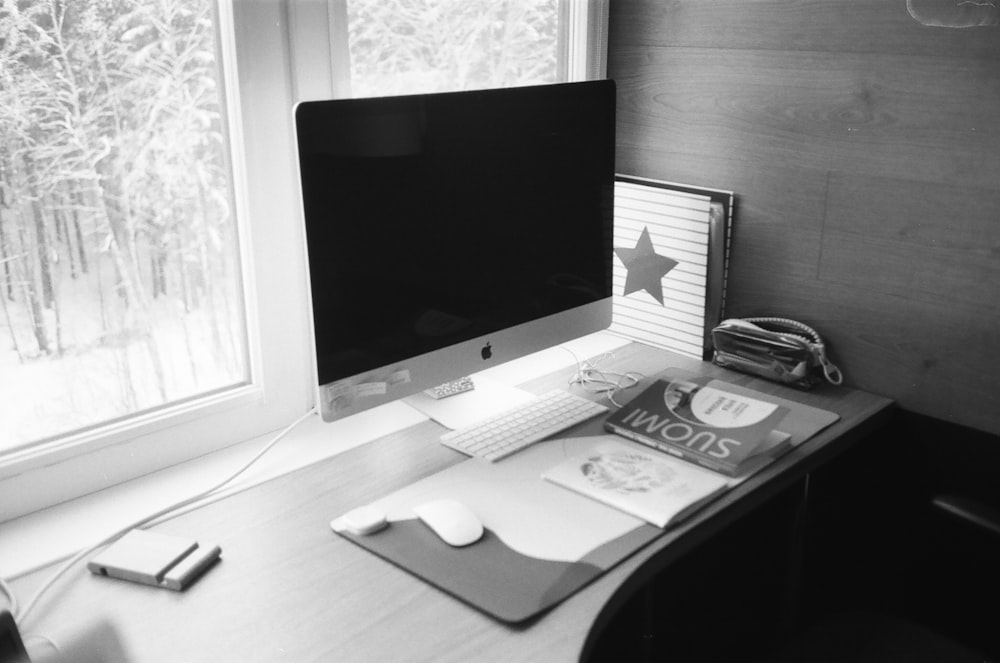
[12,342,893,663]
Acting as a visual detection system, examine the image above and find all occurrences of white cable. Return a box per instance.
[0,574,18,616]
[561,347,643,408]
[13,407,317,626]
[742,317,844,385]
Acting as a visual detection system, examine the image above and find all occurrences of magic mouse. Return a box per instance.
[412,499,484,547]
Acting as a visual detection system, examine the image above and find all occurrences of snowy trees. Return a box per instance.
[0,0,245,447]
[347,0,558,96]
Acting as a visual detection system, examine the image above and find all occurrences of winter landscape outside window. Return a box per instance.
[345,0,560,97]
[0,0,248,454]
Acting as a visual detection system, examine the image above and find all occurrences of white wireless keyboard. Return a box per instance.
[440,389,609,462]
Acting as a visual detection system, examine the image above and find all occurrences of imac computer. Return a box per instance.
[294,80,616,422]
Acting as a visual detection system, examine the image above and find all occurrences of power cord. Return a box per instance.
[0,575,18,616]
[562,347,644,408]
[5,407,317,628]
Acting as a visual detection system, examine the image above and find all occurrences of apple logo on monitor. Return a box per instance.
[481,342,492,360]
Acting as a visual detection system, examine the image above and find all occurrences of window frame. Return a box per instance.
[0,0,610,523]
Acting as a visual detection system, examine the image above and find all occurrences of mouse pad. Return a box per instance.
[332,435,664,623]
[331,375,839,623]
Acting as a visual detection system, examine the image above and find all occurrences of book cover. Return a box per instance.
[542,438,729,528]
[604,377,791,477]
[610,175,734,360]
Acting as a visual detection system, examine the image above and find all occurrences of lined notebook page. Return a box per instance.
[610,179,714,359]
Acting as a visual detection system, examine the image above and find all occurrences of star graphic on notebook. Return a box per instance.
[614,226,678,305]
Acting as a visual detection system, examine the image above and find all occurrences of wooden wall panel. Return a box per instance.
[613,47,1000,190]
[608,0,1000,433]
[820,175,1000,307]
[611,0,1000,58]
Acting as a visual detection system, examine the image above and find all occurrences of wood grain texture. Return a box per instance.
[608,0,1000,434]
[613,47,1000,191]
[11,343,892,663]
[821,174,1000,307]
[610,0,1000,58]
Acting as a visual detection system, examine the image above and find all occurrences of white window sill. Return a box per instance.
[0,331,629,583]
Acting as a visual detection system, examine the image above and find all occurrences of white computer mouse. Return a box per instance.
[412,499,484,547]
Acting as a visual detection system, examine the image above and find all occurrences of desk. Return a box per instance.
[12,342,892,663]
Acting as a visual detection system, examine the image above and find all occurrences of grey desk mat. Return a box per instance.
[338,511,661,623]
[333,375,838,623]
[333,434,664,623]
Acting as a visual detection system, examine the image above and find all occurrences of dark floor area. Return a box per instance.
[587,411,1000,663]
[587,483,804,663]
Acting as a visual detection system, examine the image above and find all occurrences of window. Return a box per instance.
[290,0,608,100]
[0,0,313,521]
[345,0,562,97]
[0,0,249,455]
[0,0,608,521]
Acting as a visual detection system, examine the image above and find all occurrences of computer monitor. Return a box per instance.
[294,80,616,422]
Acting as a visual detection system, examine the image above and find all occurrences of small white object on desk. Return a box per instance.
[87,529,221,591]
[412,499,484,547]
[334,505,389,536]
[423,376,475,400]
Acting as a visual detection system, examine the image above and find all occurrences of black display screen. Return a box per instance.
[295,81,615,387]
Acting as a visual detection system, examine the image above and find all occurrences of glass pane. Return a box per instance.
[0,0,248,453]
[347,0,561,97]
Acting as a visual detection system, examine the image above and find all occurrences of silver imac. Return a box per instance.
[294,80,616,422]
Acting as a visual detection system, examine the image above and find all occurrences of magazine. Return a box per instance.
[604,377,791,476]
[542,437,729,528]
